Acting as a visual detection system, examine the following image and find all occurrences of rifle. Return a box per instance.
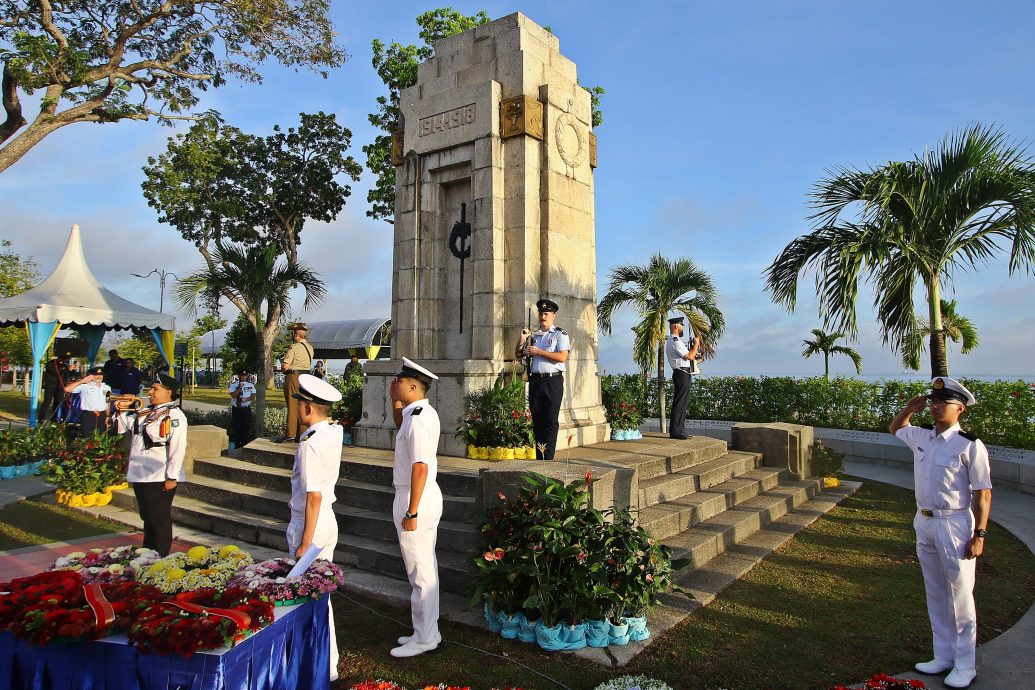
[522,307,534,382]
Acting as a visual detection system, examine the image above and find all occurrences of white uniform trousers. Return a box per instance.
[914,510,978,670]
[287,514,339,678]
[393,483,443,645]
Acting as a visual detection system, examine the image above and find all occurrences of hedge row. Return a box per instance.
[603,375,1035,450]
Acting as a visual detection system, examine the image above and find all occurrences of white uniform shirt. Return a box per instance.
[72,380,111,412]
[289,419,342,517]
[393,399,440,489]
[116,403,188,483]
[229,380,257,408]
[529,326,571,374]
[895,423,992,510]
[666,334,692,371]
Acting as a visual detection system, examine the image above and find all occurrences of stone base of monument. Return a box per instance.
[353,359,610,458]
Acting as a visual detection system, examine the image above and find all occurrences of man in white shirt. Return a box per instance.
[665,316,700,440]
[515,298,570,459]
[285,373,343,682]
[889,376,992,689]
[389,357,443,658]
[113,374,187,556]
[228,368,256,448]
[64,366,112,436]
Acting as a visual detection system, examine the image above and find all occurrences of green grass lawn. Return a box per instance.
[0,497,131,551]
[329,478,1035,690]
[0,389,30,420]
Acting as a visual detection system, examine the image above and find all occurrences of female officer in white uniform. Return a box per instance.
[388,358,443,658]
[113,374,187,556]
[889,376,992,689]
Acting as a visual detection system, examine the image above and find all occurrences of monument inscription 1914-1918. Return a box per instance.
[354,12,608,457]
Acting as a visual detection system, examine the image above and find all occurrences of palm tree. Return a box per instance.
[175,242,326,436]
[765,123,1035,378]
[597,254,725,433]
[801,329,862,379]
[904,299,979,371]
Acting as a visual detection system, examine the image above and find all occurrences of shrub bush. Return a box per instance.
[606,375,1035,450]
[601,374,647,431]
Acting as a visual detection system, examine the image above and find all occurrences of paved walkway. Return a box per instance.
[844,461,1035,690]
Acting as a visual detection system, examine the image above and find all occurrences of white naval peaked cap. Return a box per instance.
[397,357,439,386]
[930,376,976,406]
[293,373,342,404]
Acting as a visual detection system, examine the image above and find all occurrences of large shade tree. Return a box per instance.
[801,328,862,380]
[0,0,346,174]
[597,254,724,432]
[175,242,325,432]
[765,124,1035,378]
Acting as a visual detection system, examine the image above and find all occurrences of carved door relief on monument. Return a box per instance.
[422,171,473,361]
[500,95,544,140]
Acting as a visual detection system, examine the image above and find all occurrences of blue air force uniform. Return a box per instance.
[522,299,570,460]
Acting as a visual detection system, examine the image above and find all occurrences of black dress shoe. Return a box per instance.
[670,434,689,440]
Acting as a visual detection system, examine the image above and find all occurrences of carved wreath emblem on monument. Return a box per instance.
[554,112,587,169]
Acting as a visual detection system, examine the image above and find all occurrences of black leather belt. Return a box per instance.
[83,410,106,416]
[920,509,933,517]
[530,372,562,378]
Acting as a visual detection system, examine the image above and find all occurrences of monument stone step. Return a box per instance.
[587,434,730,482]
[638,468,787,541]
[659,479,822,569]
[637,450,762,507]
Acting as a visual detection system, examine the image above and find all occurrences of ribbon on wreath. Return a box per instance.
[170,602,252,630]
[83,583,116,637]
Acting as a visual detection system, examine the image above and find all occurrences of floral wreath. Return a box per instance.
[227,557,346,605]
[128,587,274,657]
[137,544,253,594]
[0,570,165,645]
[48,545,161,584]
[593,676,674,690]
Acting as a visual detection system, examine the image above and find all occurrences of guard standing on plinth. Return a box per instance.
[515,298,570,460]
[279,322,314,443]
[665,316,699,440]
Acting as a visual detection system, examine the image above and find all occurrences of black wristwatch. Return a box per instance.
[404,511,418,520]
[974,528,987,538]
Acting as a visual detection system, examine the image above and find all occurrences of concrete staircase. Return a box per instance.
[109,433,823,599]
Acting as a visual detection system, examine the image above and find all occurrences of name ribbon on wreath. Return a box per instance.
[83,583,116,637]
[171,602,252,630]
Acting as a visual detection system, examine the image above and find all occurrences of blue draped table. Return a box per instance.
[0,594,330,690]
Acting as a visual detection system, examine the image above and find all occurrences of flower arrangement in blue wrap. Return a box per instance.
[471,471,688,651]
[601,376,645,441]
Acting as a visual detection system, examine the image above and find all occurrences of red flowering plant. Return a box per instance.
[38,432,128,495]
[831,674,925,689]
[456,377,533,448]
[128,587,274,657]
[599,506,678,623]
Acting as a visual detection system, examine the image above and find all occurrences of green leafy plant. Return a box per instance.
[812,440,845,478]
[0,423,71,466]
[456,376,533,448]
[39,433,127,495]
[601,374,647,431]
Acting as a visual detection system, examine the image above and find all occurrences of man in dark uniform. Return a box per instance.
[515,298,570,460]
[665,316,699,440]
[41,353,70,421]
[279,323,315,442]
[102,349,123,394]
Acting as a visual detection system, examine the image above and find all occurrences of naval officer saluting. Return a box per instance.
[285,373,343,682]
[889,376,992,689]
[389,358,443,658]
[515,298,570,460]
[665,316,699,440]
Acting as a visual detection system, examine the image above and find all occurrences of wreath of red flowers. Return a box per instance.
[128,587,274,657]
[0,571,165,645]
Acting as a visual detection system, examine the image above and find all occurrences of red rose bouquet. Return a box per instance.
[128,587,274,657]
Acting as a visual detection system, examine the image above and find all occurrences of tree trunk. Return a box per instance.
[928,274,948,378]
[657,340,667,434]
[824,352,830,380]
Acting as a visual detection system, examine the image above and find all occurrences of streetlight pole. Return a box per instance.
[131,268,178,312]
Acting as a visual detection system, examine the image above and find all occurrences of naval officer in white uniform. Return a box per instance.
[665,316,699,440]
[285,373,343,682]
[889,376,992,689]
[388,357,443,658]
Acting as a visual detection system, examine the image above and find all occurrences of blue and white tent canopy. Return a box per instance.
[201,318,390,360]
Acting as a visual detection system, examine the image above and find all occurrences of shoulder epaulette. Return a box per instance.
[559,329,567,335]
[959,430,979,442]
[919,423,934,430]
[411,407,422,416]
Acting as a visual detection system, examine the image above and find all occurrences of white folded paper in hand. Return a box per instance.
[286,543,322,578]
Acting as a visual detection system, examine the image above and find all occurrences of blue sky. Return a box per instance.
[1,1,1033,378]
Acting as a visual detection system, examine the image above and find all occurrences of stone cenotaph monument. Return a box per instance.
[354,13,609,457]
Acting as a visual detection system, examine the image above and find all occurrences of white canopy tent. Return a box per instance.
[201,318,390,360]
[0,224,176,425]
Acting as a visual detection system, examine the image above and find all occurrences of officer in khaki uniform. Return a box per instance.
[889,376,992,689]
[280,323,315,442]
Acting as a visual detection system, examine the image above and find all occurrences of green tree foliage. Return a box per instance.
[218,312,290,377]
[801,328,862,380]
[175,242,325,434]
[0,0,346,174]
[597,254,725,432]
[766,123,1035,378]
[907,299,979,371]
[363,8,604,222]
[0,239,38,366]
[110,331,160,370]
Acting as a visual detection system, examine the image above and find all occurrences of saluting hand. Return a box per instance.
[904,395,928,415]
